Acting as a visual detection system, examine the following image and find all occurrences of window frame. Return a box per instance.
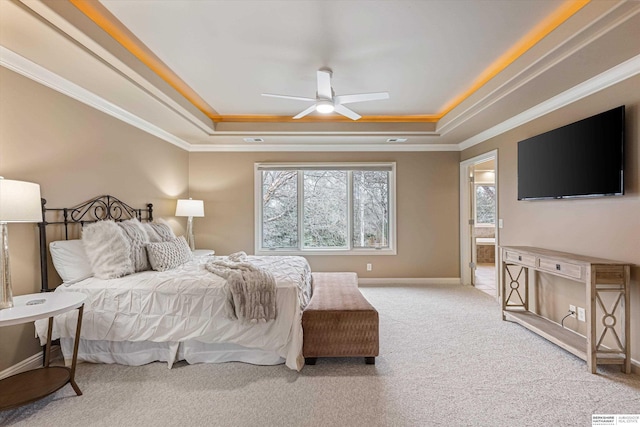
[474,183,496,226]
[255,162,397,255]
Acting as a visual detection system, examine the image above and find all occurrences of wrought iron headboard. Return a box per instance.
[38,195,153,292]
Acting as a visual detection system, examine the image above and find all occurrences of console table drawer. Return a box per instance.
[538,258,583,279]
[504,250,536,267]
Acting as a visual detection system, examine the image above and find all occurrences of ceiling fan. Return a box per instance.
[261,68,389,120]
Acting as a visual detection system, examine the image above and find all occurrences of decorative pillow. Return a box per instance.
[82,220,134,279]
[118,218,150,272]
[142,222,176,243]
[49,240,94,284]
[146,236,193,272]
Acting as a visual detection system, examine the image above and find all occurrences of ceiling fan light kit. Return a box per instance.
[315,100,335,114]
[262,68,389,120]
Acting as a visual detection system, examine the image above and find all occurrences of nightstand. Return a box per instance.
[0,292,86,410]
[193,249,215,257]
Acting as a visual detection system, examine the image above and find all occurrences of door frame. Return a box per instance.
[459,150,499,288]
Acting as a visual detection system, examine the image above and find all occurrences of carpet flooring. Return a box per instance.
[2,284,639,426]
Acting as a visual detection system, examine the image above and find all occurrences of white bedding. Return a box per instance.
[35,254,312,370]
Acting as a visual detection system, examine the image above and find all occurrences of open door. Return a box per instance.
[460,151,499,298]
[469,168,477,286]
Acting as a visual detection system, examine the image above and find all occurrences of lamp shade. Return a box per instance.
[175,199,204,217]
[0,179,42,223]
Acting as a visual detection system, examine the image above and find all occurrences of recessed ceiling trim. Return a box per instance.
[21,0,216,135]
[68,0,588,124]
[67,0,219,119]
[437,0,640,135]
[188,144,460,153]
[438,0,589,118]
[458,52,640,151]
[213,115,439,123]
[214,131,439,136]
[7,41,636,154]
[0,46,191,151]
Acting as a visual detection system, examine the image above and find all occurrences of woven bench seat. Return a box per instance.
[302,272,379,365]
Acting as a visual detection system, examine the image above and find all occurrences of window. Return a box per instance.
[475,184,496,225]
[256,163,396,254]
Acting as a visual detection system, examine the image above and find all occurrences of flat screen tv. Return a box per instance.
[518,106,625,200]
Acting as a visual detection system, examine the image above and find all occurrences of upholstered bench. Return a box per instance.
[302,272,379,365]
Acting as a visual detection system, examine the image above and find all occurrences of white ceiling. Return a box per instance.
[100,0,561,116]
[2,0,640,151]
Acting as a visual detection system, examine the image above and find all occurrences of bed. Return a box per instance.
[34,196,312,371]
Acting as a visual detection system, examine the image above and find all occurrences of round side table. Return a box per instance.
[0,292,86,411]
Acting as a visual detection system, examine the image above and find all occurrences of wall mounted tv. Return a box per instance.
[518,106,625,200]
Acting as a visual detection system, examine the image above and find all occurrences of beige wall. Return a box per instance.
[0,68,189,371]
[461,74,640,363]
[189,151,460,278]
[0,67,460,372]
[4,58,636,372]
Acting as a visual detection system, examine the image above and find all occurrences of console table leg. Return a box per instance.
[624,266,631,374]
[586,266,597,374]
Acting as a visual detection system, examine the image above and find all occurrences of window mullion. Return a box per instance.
[298,170,304,250]
[259,171,265,251]
[347,171,353,250]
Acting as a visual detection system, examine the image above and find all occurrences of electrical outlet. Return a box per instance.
[569,305,576,318]
[577,307,586,322]
[366,263,372,271]
[498,219,504,229]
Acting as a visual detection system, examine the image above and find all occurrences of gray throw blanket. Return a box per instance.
[205,251,277,322]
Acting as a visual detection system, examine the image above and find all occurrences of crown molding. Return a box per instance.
[0,46,192,151]
[188,143,460,152]
[21,0,216,135]
[3,46,638,154]
[457,53,640,151]
[439,1,640,136]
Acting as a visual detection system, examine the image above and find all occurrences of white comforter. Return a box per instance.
[35,255,312,370]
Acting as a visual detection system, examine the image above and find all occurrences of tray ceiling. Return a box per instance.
[2,0,640,151]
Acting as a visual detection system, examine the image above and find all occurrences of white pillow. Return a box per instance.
[146,236,193,272]
[49,240,94,284]
[82,220,134,279]
[141,222,176,243]
[118,218,151,272]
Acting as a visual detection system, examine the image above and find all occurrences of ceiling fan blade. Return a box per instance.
[335,92,389,105]
[262,93,316,102]
[316,70,333,100]
[293,104,318,119]
[334,104,361,120]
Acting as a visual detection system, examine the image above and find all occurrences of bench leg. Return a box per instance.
[365,357,375,365]
[305,357,317,365]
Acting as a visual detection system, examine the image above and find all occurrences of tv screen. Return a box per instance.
[518,106,625,200]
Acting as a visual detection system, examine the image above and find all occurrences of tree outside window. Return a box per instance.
[257,164,395,253]
[475,184,496,225]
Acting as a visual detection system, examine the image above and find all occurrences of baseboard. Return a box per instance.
[358,277,461,286]
[631,358,640,375]
[0,346,62,380]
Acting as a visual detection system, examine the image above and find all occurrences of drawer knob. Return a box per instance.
[556,264,561,271]
[518,256,522,261]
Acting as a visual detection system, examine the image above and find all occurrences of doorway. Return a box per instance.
[459,151,499,298]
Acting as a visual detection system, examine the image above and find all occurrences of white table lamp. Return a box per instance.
[0,178,43,310]
[175,198,204,251]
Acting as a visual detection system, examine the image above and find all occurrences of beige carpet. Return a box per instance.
[2,284,639,426]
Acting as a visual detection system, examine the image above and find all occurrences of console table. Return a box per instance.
[0,292,86,410]
[500,246,631,374]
